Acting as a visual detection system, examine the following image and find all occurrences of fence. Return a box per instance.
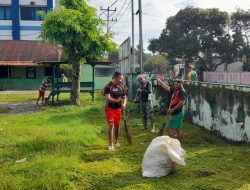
[203,72,250,85]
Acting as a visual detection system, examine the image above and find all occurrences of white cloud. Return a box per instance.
[88,0,250,52]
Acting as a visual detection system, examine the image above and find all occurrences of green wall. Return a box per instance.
[80,64,115,90]
[0,79,42,91]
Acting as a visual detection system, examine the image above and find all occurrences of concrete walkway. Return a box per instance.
[0,90,37,94]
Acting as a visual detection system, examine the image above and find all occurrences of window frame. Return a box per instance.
[26,67,36,79]
[0,6,11,20]
[20,6,47,21]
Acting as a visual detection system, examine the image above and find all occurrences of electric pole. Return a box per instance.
[100,6,117,34]
[131,0,135,73]
[138,0,143,73]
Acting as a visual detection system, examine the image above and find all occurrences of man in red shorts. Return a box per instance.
[104,71,127,150]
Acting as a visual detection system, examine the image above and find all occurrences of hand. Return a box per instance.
[121,104,126,110]
[167,109,174,115]
[156,78,162,84]
[115,98,122,103]
[137,88,142,92]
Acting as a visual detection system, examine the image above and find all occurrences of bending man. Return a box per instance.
[156,78,186,144]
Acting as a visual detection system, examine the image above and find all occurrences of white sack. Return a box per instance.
[142,136,186,178]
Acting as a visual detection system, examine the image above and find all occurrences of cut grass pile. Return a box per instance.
[0,93,249,190]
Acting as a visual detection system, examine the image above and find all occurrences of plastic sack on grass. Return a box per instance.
[142,136,186,178]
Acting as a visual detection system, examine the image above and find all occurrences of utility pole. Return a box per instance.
[138,0,143,73]
[131,0,135,73]
[100,6,117,34]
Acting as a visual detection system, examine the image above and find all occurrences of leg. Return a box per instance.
[42,96,45,104]
[108,125,114,146]
[114,126,120,145]
[167,127,175,138]
[105,107,115,150]
[36,96,41,104]
[176,128,183,144]
[141,102,148,129]
[114,108,121,146]
[147,102,155,132]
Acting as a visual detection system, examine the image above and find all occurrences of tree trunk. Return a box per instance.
[71,60,81,106]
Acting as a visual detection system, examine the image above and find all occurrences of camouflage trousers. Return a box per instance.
[140,101,155,129]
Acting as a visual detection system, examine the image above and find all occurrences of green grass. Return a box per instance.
[0,93,250,190]
[0,106,10,113]
[0,93,38,103]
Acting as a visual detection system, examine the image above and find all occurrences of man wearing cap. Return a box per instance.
[136,75,156,132]
[156,78,186,144]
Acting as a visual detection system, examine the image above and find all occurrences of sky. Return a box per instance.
[88,0,250,53]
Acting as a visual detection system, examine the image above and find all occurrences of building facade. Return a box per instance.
[0,0,57,41]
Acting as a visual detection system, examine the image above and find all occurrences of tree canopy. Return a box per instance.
[40,0,116,105]
[148,7,249,71]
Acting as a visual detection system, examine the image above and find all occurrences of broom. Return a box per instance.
[158,114,168,136]
[123,92,141,144]
[123,109,132,145]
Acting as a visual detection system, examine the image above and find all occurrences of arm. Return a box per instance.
[121,96,127,109]
[168,100,185,114]
[156,78,170,92]
[105,94,122,103]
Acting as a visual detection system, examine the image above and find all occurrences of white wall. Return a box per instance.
[0,0,11,5]
[216,61,243,72]
[185,83,250,142]
[20,30,40,40]
[19,0,47,6]
[20,20,42,26]
[0,20,12,40]
[0,30,12,40]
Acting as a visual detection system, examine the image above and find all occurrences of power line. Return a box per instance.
[100,6,117,34]
[110,0,131,28]
[112,0,129,20]
[98,0,119,18]
[110,0,119,8]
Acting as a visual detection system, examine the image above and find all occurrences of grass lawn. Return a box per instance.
[0,93,250,190]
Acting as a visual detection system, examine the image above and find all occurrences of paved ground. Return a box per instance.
[0,102,41,114]
[0,90,37,94]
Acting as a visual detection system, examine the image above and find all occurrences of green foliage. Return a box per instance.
[40,1,115,63]
[148,7,249,71]
[144,54,172,73]
[0,93,250,189]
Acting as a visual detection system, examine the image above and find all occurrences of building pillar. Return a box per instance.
[11,0,20,40]
[47,0,53,11]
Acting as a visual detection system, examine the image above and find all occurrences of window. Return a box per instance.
[0,66,8,78]
[44,67,52,76]
[0,6,11,20]
[20,7,46,21]
[95,67,116,77]
[26,67,36,79]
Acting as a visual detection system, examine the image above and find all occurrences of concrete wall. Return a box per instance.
[154,81,250,142]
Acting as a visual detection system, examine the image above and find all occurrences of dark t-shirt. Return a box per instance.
[104,81,125,109]
[170,87,186,115]
[138,81,152,102]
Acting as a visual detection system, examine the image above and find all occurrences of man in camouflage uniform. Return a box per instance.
[136,75,156,132]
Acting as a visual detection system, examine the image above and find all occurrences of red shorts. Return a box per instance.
[39,90,45,97]
[105,107,122,127]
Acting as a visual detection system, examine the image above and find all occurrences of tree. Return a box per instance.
[144,55,171,73]
[148,7,234,71]
[230,9,250,71]
[40,0,115,106]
